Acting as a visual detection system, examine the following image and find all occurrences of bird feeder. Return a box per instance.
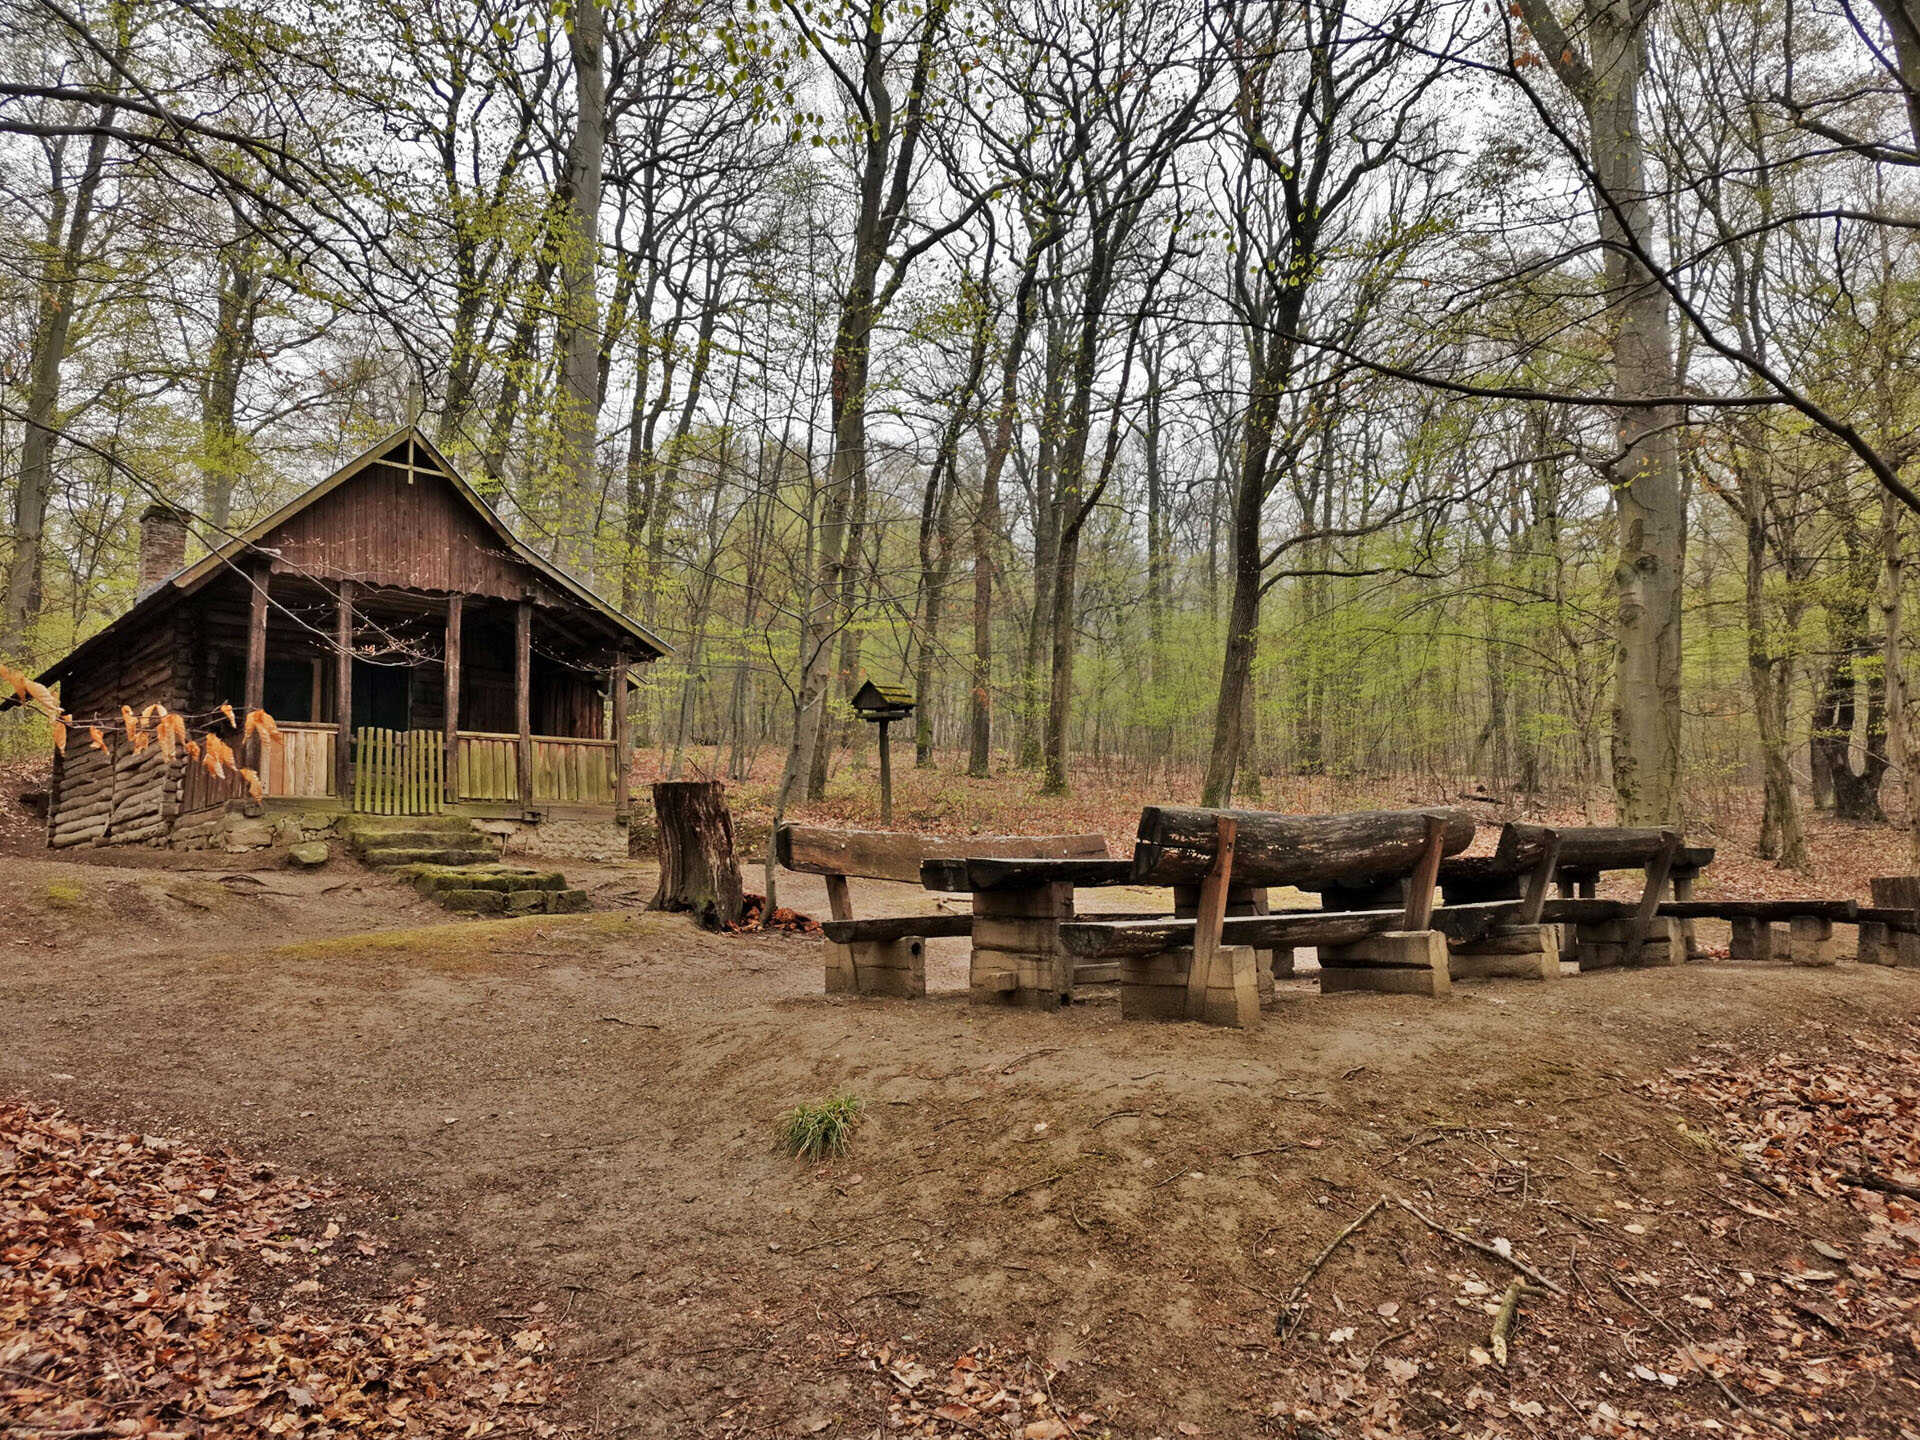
[850,679,915,824]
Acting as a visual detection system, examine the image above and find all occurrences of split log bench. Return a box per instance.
[773,825,1108,997]
[1444,826,1710,969]
[1028,806,1481,1025]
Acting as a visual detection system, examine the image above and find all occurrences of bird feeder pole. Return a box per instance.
[850,679,915,829]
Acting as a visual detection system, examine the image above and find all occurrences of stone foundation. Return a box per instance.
[1573,916,1684,970]
[825,937,927,998]
[1319,929,1450,996]
[1118,945,1261,1028]
[484,816,627,862]
[1449,923,1560,981]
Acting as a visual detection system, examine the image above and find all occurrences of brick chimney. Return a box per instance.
[137,503,190,596]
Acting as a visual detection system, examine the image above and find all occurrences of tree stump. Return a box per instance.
[650,780,745,928]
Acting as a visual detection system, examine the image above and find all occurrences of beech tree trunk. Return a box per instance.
[1518,0,1686,827]
[651,780,745,928]
[553,0,606,563]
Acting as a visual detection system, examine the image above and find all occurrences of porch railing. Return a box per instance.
[353,727,445,815]
[235,726,616,810]
[530,735,616,804]
[262,723,336,800]
[452,731,616,805]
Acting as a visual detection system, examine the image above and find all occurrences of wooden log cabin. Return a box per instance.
[23,427,666,848]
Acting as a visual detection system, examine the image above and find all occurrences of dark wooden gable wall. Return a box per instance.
[262,443,546,601]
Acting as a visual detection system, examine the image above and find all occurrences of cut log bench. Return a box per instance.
[952,807,1483,1025]
[774,825,1109,999]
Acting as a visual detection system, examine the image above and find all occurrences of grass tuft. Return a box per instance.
[775,1094,863,1162]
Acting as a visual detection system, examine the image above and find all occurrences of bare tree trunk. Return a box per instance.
[3,111,115,661]
[1519,0,1686,827]
[553,0,606,564]
[198,229,259,535]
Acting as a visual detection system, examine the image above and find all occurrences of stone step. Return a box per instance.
[364,845,500,869]
[393,864,566,894]
[349,829,495,853]
[341,813,481,837]
[440,887,591,916]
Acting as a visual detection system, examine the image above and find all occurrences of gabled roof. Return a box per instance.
[26,425,669,690]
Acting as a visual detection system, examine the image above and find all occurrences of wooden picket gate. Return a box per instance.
[351,727,445,815]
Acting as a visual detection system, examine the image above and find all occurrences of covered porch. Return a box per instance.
[202,571,637,821]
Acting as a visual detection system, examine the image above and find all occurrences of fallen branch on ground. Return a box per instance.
[1275,1197,1384,1336]
[1390,1195,1566,1297]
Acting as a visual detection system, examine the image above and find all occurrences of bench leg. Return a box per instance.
[1857,920,1891,965]
[1575,916,1682,970]
[1671,873,1702,960]
[1449,923,1560,981]
[1729,917,1776,963]
[1319,929,1450,996]
[970,882,1072,1008]
[1119,945,1260,1028]
[1789,915,1838,967]
[826,937,927,997]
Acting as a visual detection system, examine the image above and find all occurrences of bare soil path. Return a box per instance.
[4,850,1917,1438]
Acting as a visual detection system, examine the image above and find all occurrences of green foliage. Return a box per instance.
[775,1094,863,1162]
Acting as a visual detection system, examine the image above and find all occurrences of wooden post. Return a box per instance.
[1187,816,1238,1016]
[244,561,269,775]
[334,580,353,801]
[1400,812,1449,930]
[515,599,532,812]
[443,594,462,805]
[612,649,630,821]
[877,718,893,825]
[1517,828,1562,926]
[1622,831,1681,967]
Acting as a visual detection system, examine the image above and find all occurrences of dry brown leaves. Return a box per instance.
[836,1340,1109,1438]
[0,1100,562,1438]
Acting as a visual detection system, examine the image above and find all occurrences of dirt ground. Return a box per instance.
[4,841,1919,1438]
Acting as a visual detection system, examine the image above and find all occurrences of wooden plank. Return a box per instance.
[244,561,269,774]
[515,599,532,811]
[1517,828,1562,927]
[1553,827,1673,874]
[922,856,1135,892]
[1130,806,1476,889]
[443,595,462,804]
[775,825,1108,885]
[821,914,975,943]
[1062,900,1532,959]
[612,652,629,819]
[823,874,854,923]
[1622,831,1681,967]
[1401,813,1449,929]
[1188,817,1238,1017]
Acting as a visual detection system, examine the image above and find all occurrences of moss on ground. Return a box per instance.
[263,910,639,965]
[43,880,86,908]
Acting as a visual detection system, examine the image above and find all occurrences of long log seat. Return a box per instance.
[1049,807,1480,1019]
[775,825,1108,998]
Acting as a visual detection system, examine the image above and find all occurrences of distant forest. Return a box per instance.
[4,0,1920,864]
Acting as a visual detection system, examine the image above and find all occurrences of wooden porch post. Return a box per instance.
[334,580,353,800]
[244,560,269,775]
[444,594,462,805]
[612,649,630,821]
[515,599,533,811]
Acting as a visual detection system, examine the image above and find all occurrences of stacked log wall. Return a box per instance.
[47,737,186,848]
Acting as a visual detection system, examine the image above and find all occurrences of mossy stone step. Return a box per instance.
[440,886,591,915]
[364,846,499,868]
[348,828,489,851]
[395,864,566,894]
[341,813,481,838]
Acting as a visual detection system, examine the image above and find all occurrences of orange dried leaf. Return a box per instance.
[88,726,107,752]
